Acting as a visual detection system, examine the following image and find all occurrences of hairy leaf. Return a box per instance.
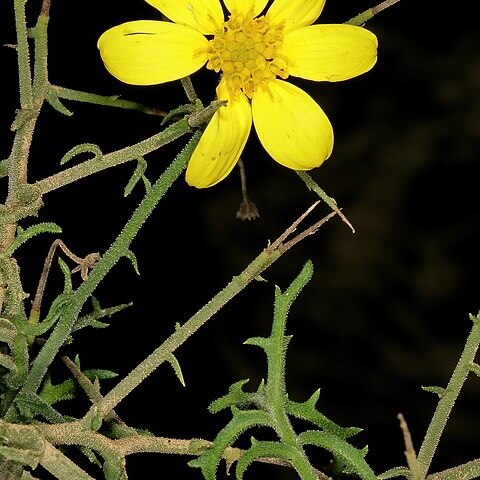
[189,409,272,480]
[299,430,376,480]
[287,390,362,440]
[236,438,318,480]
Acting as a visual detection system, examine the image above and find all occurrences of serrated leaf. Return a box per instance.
[209,380,253,414]
[236,438,318,480]
[73,301,132,333]
[39,375,77,405]
[15,392,67,423]
[378,466,412,479]
[188,409,272,480]
[3,222,62,257]
[421,385,446,398]
[288,391,361,440]
[16,293,72,337]
[299,430,376,480]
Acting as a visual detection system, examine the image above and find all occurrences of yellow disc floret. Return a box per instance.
[206,13,288,98]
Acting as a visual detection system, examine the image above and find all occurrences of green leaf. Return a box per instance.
[166,353,186,387]
[208,380,254,414]
[287,390,362,440]
[188,409,272,480]
[14,392,68,424]
[124,249,140,275]
[421,385,446,398]
[38,374,76,406]
[469,362,480,378]
[0,353,17,373]
[59,143,102,165]
[21,471,41,480]
[84,369,118,381]
[45,87,73,116]
[80,446,102,468]
[124,157,149,197]
[73,301,132,332]
[236,438,318,480]
[161,103,195,125]
[378,466,412,479]
[0,421,45,469]
[3,222,61,257]
[0,318,17,348]
[0,159,8,178]
[103,455,127,480]
[16,293,72,337]
[57,257,73,293]
[299,430,376,480]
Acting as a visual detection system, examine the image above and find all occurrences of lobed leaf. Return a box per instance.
[189,409,272,480]
[208,380,254,414]
[287,389,362,440]
[299,430,376,480]
[236,438,318,480]
[3,222,62,257]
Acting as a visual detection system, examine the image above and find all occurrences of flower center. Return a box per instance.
[206,13,288,98]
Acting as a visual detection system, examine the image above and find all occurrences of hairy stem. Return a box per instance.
[40,441,95,480]
[4,133,201,416]
[90,208,337,419]
[34,116,193,194]
[417,314,480,477]
[347,0,401,25]
[51,85,166,116]
[426,459,480,480]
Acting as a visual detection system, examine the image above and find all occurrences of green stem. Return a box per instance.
[91,210,336,419]
[346,0,401,25]
[10,133,200,408]
[296,171,355,233]
[94,248,282,418]
[40,441,95,480]
[13,0,33,108]
[417,315,480,477]
[34,117,193,194]
[426,459,480,480]
[51,85,166,116]
[267,263,314,448]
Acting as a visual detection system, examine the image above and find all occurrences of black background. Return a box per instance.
[1,0,480,478]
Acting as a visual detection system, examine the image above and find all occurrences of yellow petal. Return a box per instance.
[280,24,378,82]
[223,0,269,17]
[144,0,224,35]
[186,81,252,188]
[252,79,333,170]
[98,21,208,85]
[266,0,326,32]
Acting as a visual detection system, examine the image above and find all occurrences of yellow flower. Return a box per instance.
[98,0,378,188]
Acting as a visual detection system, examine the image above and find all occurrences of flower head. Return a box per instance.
[98,0,378,188]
